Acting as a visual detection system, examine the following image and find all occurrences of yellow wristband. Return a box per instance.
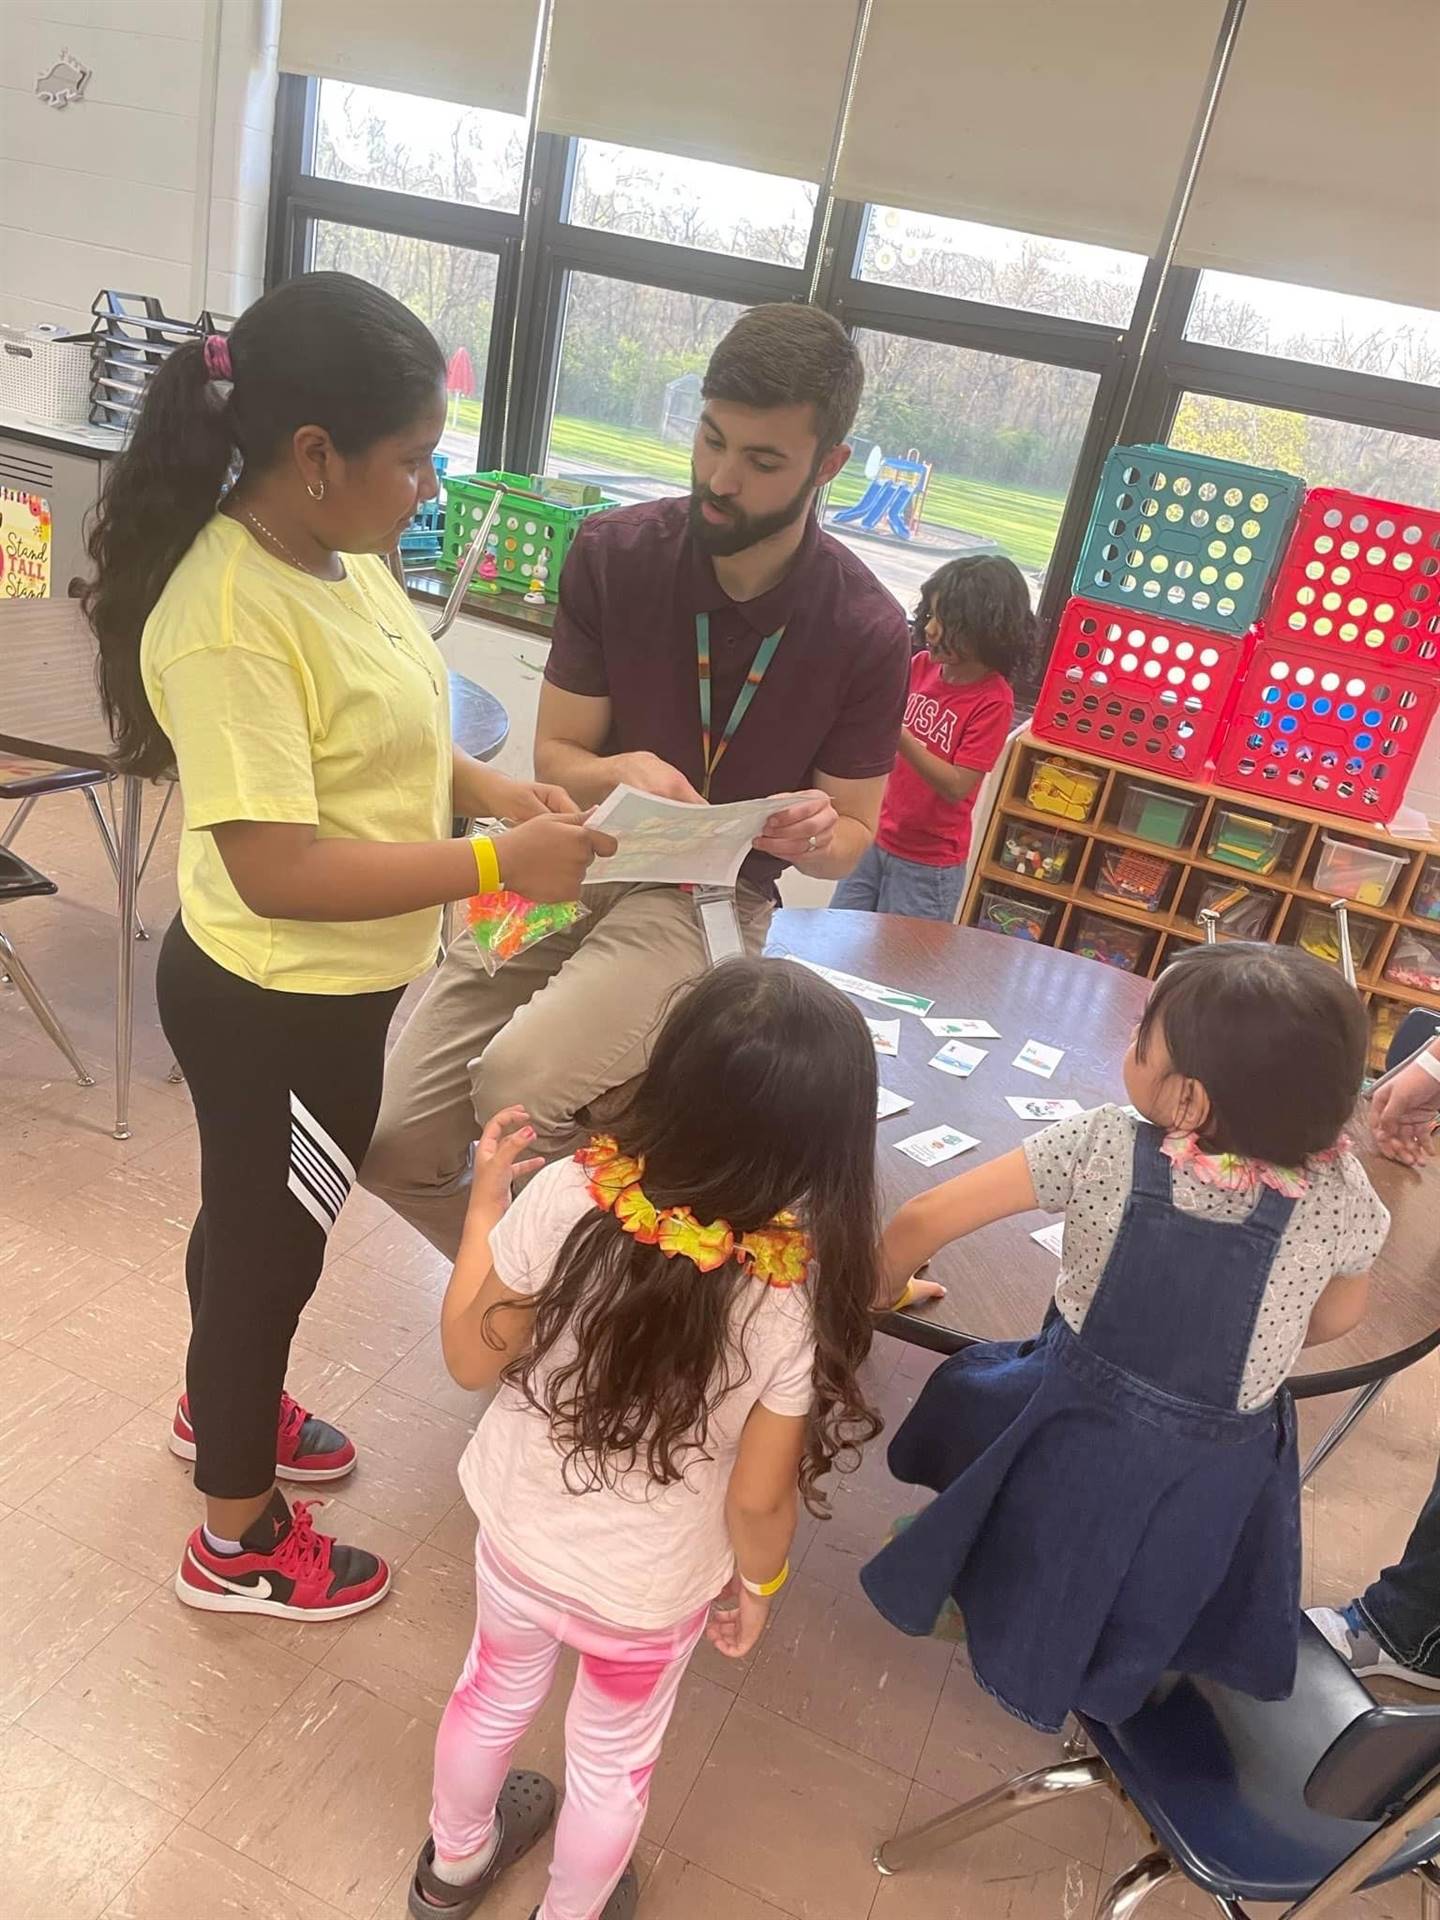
[740,1560,789,1599]
[470,834,501,896]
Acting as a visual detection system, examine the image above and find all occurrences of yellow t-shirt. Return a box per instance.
[141,514,453,994]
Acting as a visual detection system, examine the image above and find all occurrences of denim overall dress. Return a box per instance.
[862,1123,1303,1732]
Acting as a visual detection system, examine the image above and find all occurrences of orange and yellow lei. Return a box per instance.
[576,1136,812,1288]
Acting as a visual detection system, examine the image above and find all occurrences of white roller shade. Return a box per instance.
[538,0,859,183]
[1177,0,1440,310]
[834,0,1228,256]
[279,0,543,117]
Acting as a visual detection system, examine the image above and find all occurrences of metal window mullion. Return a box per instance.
[828,283,1123,376]
[286,178,521,254]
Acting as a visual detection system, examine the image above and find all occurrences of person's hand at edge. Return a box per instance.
[1370,1044,1440,1167]
[607,751,706,806]
[754,789,839,863]
[494,816,617,901]
[468,1106,544,1219]
[705,1575,772,1659]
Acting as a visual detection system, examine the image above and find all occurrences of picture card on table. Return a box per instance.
[792,957,934,1018]
[1012,1039,1065,1080]
[1006,1096,1085,1124]
[867,1017,900,1057]
[895,1125,980,1167]
[876,1086,914,1120]
[929,1040,987,1079]
[923,1017,1000,1040]
[1031,1221,1066,1258]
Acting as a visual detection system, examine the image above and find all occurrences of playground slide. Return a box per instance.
[832,478,917,540]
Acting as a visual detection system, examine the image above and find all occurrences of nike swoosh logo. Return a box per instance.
[190,1549,273,1601]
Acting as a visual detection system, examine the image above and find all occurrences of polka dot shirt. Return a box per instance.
[1024,1105,1391,1410]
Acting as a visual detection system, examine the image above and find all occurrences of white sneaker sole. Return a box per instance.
[168,1430,356,1483]
[174,1552,391,1621]
[1351,1654,1440,1691]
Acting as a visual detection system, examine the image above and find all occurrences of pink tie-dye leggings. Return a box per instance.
[430,1531,710,1920]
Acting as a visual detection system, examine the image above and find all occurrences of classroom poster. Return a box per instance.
[0,488,52,598]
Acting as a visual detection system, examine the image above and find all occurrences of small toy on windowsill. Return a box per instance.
[475,552,500,594]
[523,575,547,605]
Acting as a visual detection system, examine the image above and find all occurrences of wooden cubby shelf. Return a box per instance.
[963,734,1440,1069]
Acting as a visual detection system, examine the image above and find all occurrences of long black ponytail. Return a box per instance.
[83,272,445,775]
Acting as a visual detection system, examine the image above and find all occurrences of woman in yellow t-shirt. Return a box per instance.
[83,273,609,1625]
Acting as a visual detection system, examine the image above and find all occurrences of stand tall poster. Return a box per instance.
[0,488,52,597]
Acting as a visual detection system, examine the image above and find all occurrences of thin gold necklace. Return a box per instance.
[240,507,328,577]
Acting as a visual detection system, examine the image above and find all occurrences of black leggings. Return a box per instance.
[156,918,404,1499]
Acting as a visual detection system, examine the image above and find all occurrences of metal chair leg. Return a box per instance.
[0,927,93,1085]
[83,784,148,940]
[1,794,40,849]
[1301,1376,1389,1483]
[874,1756,1109,1875]
[113,773,142,1140]
[1062,1717,1092,1760]
[1096,1852,1177,1919]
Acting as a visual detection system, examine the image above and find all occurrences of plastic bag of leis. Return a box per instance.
[465,889,587,974]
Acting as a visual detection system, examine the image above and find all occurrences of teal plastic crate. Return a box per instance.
[440,470,616,602]
[1074,444,1303,635]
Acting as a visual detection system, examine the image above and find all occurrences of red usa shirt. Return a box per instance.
[876,657,1015,867]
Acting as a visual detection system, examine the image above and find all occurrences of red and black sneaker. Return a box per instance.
[170,1390,356,1483]
[176,1489,390,1621]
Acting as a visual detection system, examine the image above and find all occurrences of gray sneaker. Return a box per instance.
[1307,1605,1440,1692]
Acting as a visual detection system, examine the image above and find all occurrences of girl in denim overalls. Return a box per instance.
[864,944,1390,1732]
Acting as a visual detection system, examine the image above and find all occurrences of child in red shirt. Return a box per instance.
[833,555,1031,922]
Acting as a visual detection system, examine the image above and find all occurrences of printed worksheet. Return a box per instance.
[583,785,804,888]
[791,958,935,1018]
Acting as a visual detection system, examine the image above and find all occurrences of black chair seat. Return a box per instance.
[0,849,58,903]
[0,762,105,800]
[1082,1621,1440,1901]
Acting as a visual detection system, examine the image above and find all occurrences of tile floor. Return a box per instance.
[1,783,1437,1920]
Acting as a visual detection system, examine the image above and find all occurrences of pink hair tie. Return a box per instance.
[203,333,232,381]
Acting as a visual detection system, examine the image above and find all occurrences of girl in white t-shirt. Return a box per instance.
[407,959,884,1920]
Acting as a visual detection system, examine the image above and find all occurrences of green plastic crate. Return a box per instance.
[440,470,617,601]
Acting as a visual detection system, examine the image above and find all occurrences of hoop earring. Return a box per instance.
[306,481,326,502]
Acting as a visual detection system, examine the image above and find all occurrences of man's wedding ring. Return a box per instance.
[806,834,818,852]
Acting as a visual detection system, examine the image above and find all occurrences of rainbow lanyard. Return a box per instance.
[695,612,786,799]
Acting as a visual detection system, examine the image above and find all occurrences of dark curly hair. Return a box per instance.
[82,272,445,776]
[914,552,1037,684]
[500,958,882,1517]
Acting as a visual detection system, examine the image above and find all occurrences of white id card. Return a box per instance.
[694,887,746,966]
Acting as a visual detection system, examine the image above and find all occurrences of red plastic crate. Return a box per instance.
[1214,638,1440,825]
[1268,489,1440,673]
[1032,598,1253,778]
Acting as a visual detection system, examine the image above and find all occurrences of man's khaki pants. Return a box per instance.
[360,883,774,1257]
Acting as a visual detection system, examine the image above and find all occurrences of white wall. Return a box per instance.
[0,0,278,335]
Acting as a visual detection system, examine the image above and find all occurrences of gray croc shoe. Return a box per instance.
[408,1770,556,1918]
[526,1862,638,1920]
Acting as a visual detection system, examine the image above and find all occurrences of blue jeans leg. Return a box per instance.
[831,843,884,912]
[834,848,967,922]
[1358,1455,1440,1675]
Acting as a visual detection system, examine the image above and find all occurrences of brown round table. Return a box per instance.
[765,909,1440,1399]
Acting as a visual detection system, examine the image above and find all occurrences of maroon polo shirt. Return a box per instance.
[546,496,910,890]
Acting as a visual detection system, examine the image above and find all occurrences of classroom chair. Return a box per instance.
[0,846,91,1085]
[875,1619,1440,1917]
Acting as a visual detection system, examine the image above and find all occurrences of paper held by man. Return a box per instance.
[583,785,804,889]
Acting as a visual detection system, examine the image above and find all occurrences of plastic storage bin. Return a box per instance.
[1207,807,1295,874]
[997,822,1079,885]
[1213,639,1440,826]
[1385,929,1440,995]
[1267,489,1440,674]
[976,888,1059,944]
[1313,834,1408,908]
[1032,597,1254,778]
[1117,782,1200,848]
[1071,912,1148,973]
[1412,857,1440,923]
[1095,845,1174,911]
[1026,757,1103,822]
[0,324,94,426]
[1193,880,1276,940]
[1298,908,1378,974]
[1073,444,1304,634]
[440,471,616,601]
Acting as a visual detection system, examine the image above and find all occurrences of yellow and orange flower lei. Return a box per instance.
[576,1136,812,1289]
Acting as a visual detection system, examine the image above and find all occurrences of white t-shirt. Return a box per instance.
[457,1159,818,1629]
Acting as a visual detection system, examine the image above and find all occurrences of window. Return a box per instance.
[1170,395,1440,509]
[313,81,527,215]
[826,330,1102,609]
[858,206,1145,328]
[311,223,499,467]
[1184,271,1440,387]
[564,140,816,268]
[543,273,747,501]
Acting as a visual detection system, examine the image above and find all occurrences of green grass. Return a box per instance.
[543,415,1066,572]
